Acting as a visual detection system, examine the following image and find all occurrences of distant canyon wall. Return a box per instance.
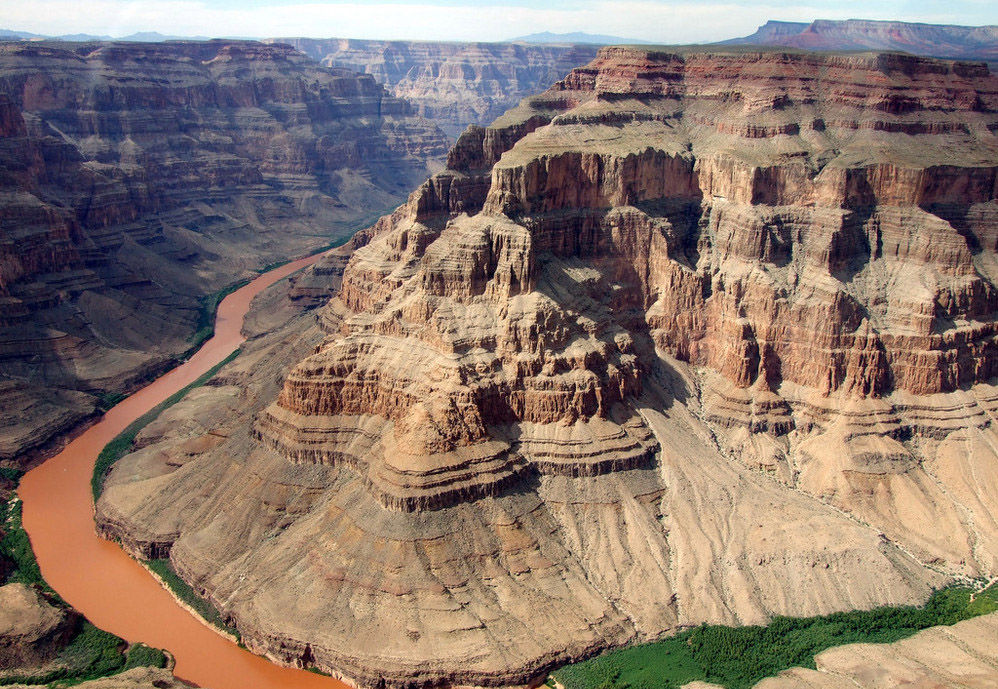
[0,39,448,466]
[272,38,599,137]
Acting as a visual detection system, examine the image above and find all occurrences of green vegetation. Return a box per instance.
[0,622,167,686]
[0,466,23,483]
[92,348,242,499]
[551,584,998,689]
[146,559,238,638]
[122,643,168,671]
[1,477,166,686]
[185,280,251,356]
[96,391,127,412]
[1,493,46,589]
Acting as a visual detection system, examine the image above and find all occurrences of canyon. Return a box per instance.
[271,38,599,137]
[0,39,448,470]
[94,45,998,688]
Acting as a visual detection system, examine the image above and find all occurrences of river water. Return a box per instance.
[19,255,350,689]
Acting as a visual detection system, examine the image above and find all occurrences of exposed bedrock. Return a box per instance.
[99,47,998,686]
[271,38,600,138]
[0,40,448,467]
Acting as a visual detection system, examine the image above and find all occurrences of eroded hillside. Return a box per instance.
[97,47,998,687]
[0,40,448,467]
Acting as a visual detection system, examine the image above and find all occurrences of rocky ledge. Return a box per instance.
[98,48,998,687]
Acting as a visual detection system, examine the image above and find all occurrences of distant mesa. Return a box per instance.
[723,18,998,65]
[508,31,652,45]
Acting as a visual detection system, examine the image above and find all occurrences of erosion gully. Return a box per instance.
[19,254,350,689]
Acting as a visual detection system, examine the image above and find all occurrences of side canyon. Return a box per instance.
[95,46,998,687]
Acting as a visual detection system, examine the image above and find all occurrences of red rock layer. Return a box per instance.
[259,47,998,512]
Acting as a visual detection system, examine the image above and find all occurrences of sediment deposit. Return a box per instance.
[98,47,998,687]
[0,40,448,467]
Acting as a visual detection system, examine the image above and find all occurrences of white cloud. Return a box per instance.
[2,0,994,43]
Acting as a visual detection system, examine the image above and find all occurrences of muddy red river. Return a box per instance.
[19,255,351,689]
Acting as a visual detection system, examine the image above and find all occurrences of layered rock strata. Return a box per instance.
[0,40,447,467]
[99,48,998,687]
[272,39,598,137]
[726,19,998,67]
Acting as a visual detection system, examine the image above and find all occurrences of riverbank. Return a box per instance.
[550,583,998,689]
[18,255,350,689]
[1,473,169,686]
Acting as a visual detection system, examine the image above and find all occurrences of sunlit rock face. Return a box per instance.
[0,40,448,466]
[99,47,998,688]
[274,38,600,137]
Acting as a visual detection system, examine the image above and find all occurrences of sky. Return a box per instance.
[1,0,996,44]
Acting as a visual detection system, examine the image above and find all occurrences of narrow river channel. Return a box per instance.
[19,255,351,689]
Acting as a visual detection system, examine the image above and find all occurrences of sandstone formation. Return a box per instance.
[95,46,998,687]
[0,40,448,468]
[272,39,598,137]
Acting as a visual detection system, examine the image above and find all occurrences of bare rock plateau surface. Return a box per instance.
[98,47,998,687]
[0,39,448,467]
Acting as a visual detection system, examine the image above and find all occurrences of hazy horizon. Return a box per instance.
[2,0,997,45]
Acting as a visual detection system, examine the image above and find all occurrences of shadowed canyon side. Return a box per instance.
[0,40,448,469]
[272,38,600,138]
[97,47,998,687]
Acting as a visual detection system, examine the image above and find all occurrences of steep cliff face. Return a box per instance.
[0,40,448,467]
[273,38,599,137]
[98,48,998,687]
[725,19,998,66]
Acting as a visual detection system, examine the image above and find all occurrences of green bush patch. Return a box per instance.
[146,559,238,639]
[551,585,998,689]
[184,280,252,355]
[92,349,241,500]
[1,494,46,590]
[1,476,167,686]
[123,643,168,671]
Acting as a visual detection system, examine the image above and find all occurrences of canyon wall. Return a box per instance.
[98,47,998,687]
[0,39,448,467]
[272,38,599,137]
[725,19,998,67]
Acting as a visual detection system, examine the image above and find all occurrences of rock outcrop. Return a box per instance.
[272,39,598,137]
[0,40,448,467]
[7,667,196,689]
[0,583,78,670]
[724,19,998,67]
[98,47,998,687]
